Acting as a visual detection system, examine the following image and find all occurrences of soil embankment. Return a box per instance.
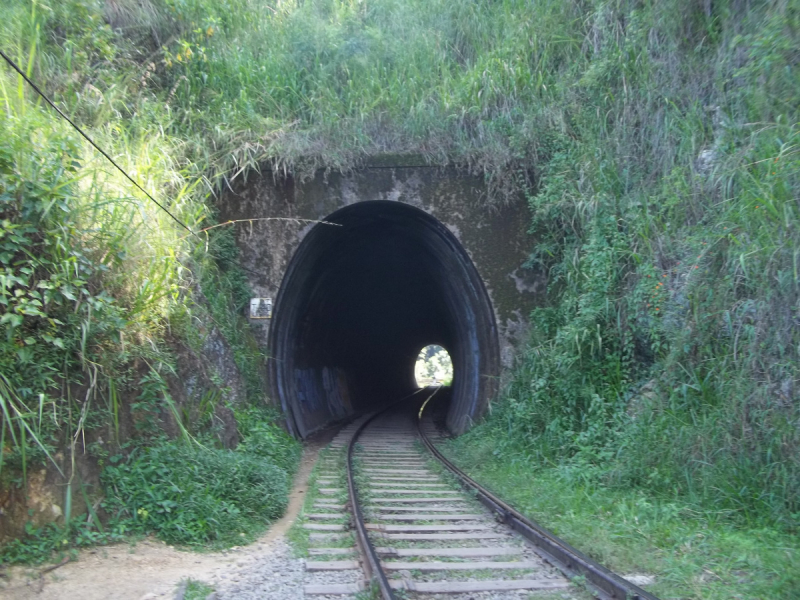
[1,441,324,600]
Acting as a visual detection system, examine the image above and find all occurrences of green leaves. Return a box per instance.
[491,0,800,534]
[101,441,292,546]
[0,92,131,488]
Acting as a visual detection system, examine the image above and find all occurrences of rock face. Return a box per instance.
[219,158,545,436]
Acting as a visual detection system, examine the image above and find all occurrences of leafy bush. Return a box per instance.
[1,433,295,562]
[236,406,302,473]
[0,0,291,495]
[0,0,301,563]
[0,91,134,481]
[101,442,291,546]
[0,516,125,565]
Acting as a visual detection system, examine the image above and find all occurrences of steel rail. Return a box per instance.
[346,410,397,600]
[345,387,440,600]
[416,401,662,600]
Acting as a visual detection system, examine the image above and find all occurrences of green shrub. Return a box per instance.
[236,406,302,474]
[473,0,800,530]
[0,516,126,565]
[0,0,290,520]
[101,442,290,546]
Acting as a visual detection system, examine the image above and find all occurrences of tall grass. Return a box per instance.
[453,0,800,532]
[2,0,589,188]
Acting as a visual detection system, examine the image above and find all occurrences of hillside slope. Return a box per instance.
[0,0,797,590]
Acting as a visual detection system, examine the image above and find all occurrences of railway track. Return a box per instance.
[301,393,660,599]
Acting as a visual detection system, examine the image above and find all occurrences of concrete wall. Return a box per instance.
[219,159,543,392]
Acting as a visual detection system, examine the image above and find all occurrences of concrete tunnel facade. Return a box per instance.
[219,160,545,438]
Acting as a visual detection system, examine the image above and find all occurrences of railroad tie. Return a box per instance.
[375,546,523,557]
[305,560,361,571]
[389,579,571,593]
[336,403,588,600]
[303,523,347,531]
[382,561,542,571]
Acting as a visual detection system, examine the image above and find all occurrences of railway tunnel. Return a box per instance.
[268,201,500,438]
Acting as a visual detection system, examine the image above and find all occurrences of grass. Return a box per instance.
[1,420,299,562]
[441,431,800,600]
[100,441,292,547]
[478,0,800,544]
[182,578,215,600]
[0,0,300,560]
[287,446,350,557]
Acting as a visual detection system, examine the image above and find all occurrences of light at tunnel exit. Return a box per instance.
[415,345,453,387]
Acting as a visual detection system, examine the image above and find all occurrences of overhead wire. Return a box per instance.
[0,48,195,235]
[0,48,276,278]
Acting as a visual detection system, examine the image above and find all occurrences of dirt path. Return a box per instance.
[0,442,323,600]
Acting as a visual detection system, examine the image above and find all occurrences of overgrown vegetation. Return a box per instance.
[476,0,800,533]
[1,407,298,562]
[101,439,291,546]
[446,0,799,595]
[442,436,800,599]
[1,0,797,590]
[0,0,302,562]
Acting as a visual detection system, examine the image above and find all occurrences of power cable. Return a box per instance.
[0,48,195,235]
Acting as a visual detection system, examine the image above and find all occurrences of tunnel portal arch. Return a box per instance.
[268,201,500,438]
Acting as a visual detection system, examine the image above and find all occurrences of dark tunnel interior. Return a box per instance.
[268,201,500,438]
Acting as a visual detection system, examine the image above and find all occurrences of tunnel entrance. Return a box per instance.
[268,201,500,438]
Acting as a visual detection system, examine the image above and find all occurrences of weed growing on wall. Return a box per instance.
[196,228,266,403]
